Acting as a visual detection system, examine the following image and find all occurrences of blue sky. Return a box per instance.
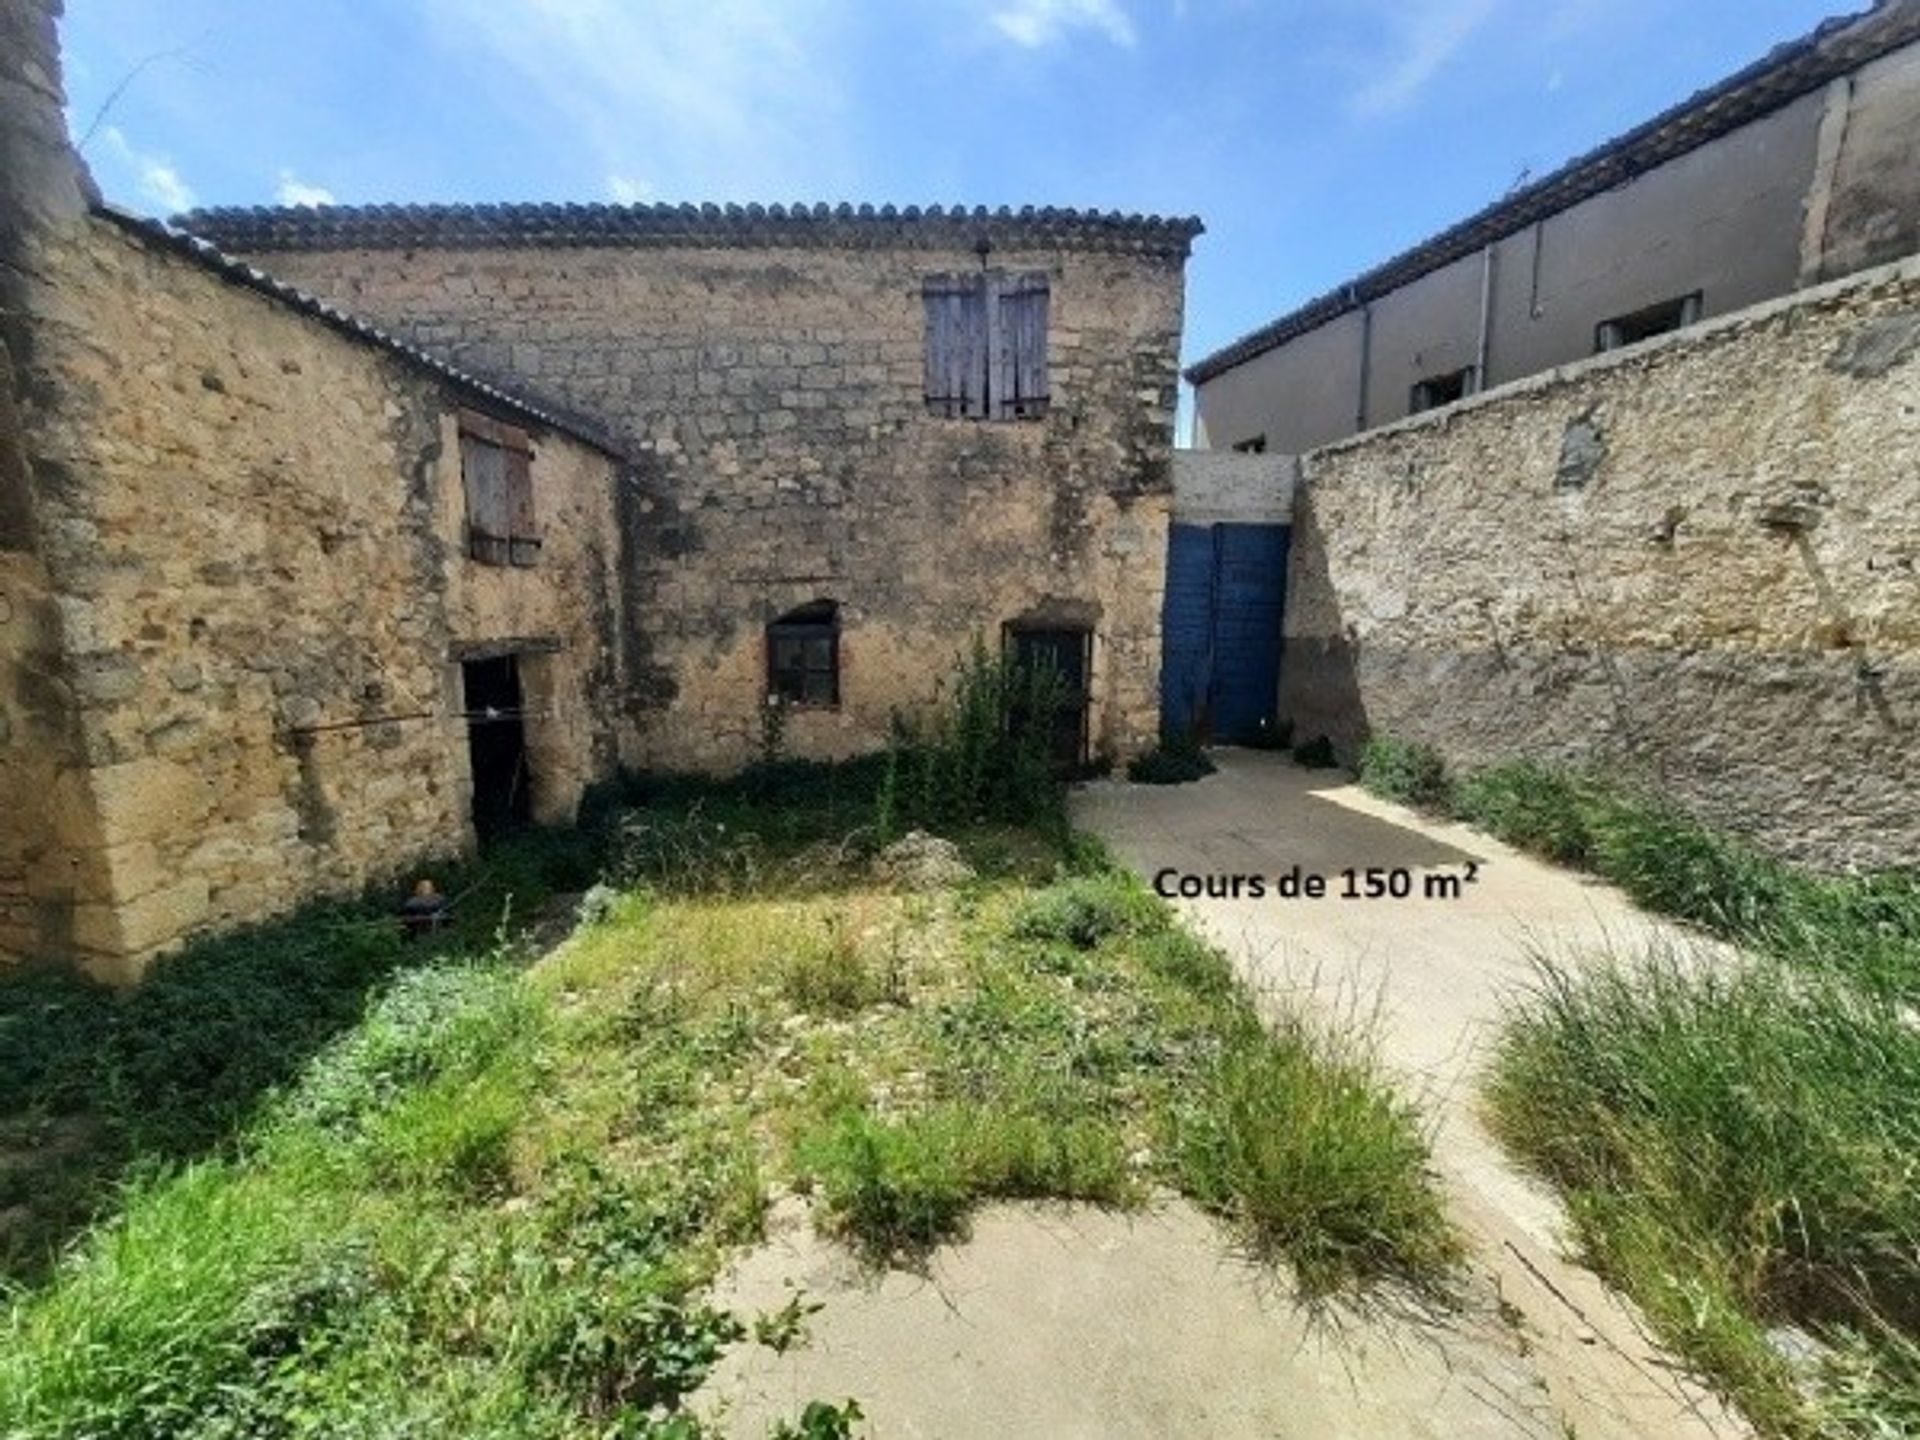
[62,0,1845,424]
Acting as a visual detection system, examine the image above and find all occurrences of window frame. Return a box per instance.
[458,410,541,568]
[1594,292,1704,354]
[1409,366,1479,415]
[922,271,1050,423]
[766,602,840,709]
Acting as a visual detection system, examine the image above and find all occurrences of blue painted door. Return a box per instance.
[1159,522,1288,744]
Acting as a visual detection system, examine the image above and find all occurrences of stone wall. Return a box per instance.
[1280,256,1920,871]
[243,237,1184,772]
[4,214,625,980]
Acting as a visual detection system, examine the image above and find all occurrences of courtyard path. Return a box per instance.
[1072,749,1751,1440]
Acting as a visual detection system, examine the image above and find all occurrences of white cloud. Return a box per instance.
[607,174,655,204]
[99,125,195,214]
[275,170,336,207]
[990,0,1136,48]
[1349,0,1499,116]
[421,0,856,201]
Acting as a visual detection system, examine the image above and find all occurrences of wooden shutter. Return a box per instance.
[461,431,511,565]
[505,445,540,567]
[459,410,538,567]
[923,275,990,419]
[995,273,1050,420]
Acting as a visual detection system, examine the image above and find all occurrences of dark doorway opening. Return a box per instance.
[1007,626,1092,772]
[462,656,531,840]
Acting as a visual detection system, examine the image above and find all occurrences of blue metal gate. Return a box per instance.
[1159,522,1289,744]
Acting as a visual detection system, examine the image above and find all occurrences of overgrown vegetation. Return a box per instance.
[0,687,1455,1435]
[875,635,1072,842]
[1126,732,1217,785]
[1353,734,1920,1435]
[1356,736,1451,812]
[0,823,601,1281]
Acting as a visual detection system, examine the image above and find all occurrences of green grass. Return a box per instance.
[1356,736,1452,812]
[1382,741,1920,1435]
[1357,740,1920,1000]
[1489,949,1920,1436]
[0,765,1458,1435]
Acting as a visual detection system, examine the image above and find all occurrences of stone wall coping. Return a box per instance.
[94,205,636,462]
[1302,249,1920,464]
[171,200,1206,260]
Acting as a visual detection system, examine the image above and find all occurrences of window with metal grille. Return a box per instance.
[923,272,1050,421]
[1595,293,1703,353]
[459,410,540,567]
[767,600,839,707]
[1409,366,1478,414]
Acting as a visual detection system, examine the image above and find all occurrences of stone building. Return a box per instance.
[177,204,1198,776]
[0,0,1198,980]
[1188,0,1920,455]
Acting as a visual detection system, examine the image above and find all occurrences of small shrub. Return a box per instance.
[797,1109,975,1257]
[612,805,763,896]
[879,636,1069,835]
[798,1104,1128,1261]
[1247,716,1294,752]
[780,918,892,1016]
[1292,735,1338,769]
[1178,1022,1457,1295]
[1358,736,1453,812]
[1127,734,1217,785]
[1452,761,1603,867]
[1585,798,1795,936]
[1007,874,1160,951]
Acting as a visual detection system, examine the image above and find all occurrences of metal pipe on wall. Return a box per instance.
[1474,243,1495,392]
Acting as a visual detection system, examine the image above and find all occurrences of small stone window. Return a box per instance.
[1595,293,1702,353]
[459,410,540,567]
[1409,366,1478,414]
[767,600,839,707]
[923,272,1049,421]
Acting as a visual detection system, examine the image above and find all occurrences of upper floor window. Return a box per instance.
[923,272,1049,421]
[768,599,839,707]
[1409,366,1478,415]
[1231,435,1267,454]
[458,410,540,567]
[1595,293,1702,354]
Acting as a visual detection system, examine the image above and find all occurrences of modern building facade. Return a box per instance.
[1188,0,1920,454]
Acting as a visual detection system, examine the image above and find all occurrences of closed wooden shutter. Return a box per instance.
[459,410,539,567]
[995,273,1050,419]
[923,275,989,419]
[505,445,540,567]
[461,430,511,566]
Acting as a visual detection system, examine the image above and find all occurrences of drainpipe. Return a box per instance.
[1351,285,1372,434]
[1473,242,1495,394]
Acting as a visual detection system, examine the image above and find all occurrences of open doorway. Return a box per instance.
[1007,625,1092,772]
[462,655,531,840]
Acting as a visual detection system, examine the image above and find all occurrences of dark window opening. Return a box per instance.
[1232,435,1267,454]
[1409,366,1478,414]
[1595,292,1703,353]
[459,410,541,567]
[924,272,1050,421]
[463,655,532,840]
[1006,624,1092,772]
[768,600,840,707]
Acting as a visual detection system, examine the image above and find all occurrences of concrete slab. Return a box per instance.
[698,1197,1559,1439]
[1072,748,1753,1440]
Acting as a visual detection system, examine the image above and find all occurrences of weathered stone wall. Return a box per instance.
[6,216,624,980]
[1281,257,1920,871]
[246,239,1183,772]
